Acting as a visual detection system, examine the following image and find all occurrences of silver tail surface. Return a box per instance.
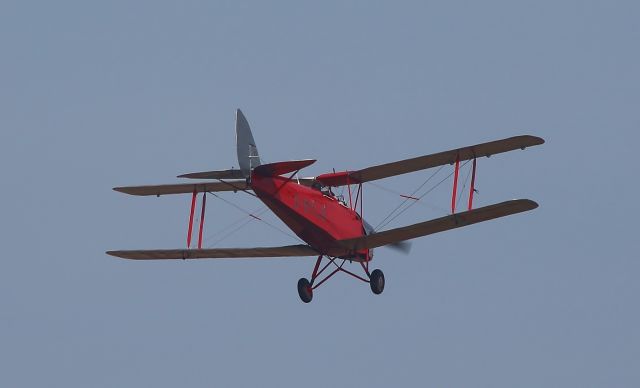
[236,109,261,178]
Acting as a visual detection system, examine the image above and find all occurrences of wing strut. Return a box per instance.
[198,192,207,249]
[468,158,477,211]
[451,153,460,214]
[452,155,479,213]
[187,188,197,248]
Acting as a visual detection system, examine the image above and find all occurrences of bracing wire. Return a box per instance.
[375,160,472,231]
[208,217,256,247]
[367,181,448,214]
[374,165,445,231]
[206,191,305,245]
[202,207,269,246]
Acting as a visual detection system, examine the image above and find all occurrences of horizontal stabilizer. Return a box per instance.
[253,159,316,177]
[114,180,249,196]
[337,199,538,251]
[178,169,245,180]
[107,244,318,260]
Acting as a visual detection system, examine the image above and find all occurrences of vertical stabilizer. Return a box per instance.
[236,109,261,177]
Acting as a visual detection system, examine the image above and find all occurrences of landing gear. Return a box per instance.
[297,255,385,302]
[369,269,385,295]
[297,278,313,303]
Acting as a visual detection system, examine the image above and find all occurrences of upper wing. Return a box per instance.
[113,180,249,196]
[107,244,319,260]
[336,199,538,251]
[316,135,544,186]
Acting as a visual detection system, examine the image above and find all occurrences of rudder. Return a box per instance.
[236,109,261,177]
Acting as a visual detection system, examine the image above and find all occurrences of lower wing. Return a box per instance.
[107,244,319,260]
[108,200,537,260]
[336,199,538,251]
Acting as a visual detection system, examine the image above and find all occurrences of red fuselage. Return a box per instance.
[251,173,370,260]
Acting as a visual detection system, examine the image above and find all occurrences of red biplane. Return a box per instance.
[108,110,544,302]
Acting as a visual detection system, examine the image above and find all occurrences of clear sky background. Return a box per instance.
[1,1,638,387]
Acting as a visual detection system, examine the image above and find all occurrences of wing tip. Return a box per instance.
[509,198,539,212]
[521,134,545,146]
[112,187,147,196]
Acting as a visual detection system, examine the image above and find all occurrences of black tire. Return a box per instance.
[297,278,313,303]
[369,269,385,295]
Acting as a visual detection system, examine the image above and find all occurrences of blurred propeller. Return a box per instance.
[386,240,412,254]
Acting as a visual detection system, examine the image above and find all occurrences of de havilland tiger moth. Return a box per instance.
[108,110,544,303]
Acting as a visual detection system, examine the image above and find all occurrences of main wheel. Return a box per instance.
[297,278,313,303]
[369,269,385,295]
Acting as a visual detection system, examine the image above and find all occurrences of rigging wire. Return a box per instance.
[373,165,445,231]
[206,191,305,245]
[366,181,448,214]
[376,160,472,231]
[208,216,256,247]
[202,206,269,246]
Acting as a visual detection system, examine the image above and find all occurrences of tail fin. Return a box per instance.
[236,109,261,177]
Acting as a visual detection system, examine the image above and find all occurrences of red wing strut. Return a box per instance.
[336,199,538,252]
[107,244,319,260]
[316,135,544,186]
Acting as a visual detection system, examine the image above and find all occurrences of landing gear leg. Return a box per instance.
[369,269,385,295]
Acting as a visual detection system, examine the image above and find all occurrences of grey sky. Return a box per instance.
[1,1,638,387]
